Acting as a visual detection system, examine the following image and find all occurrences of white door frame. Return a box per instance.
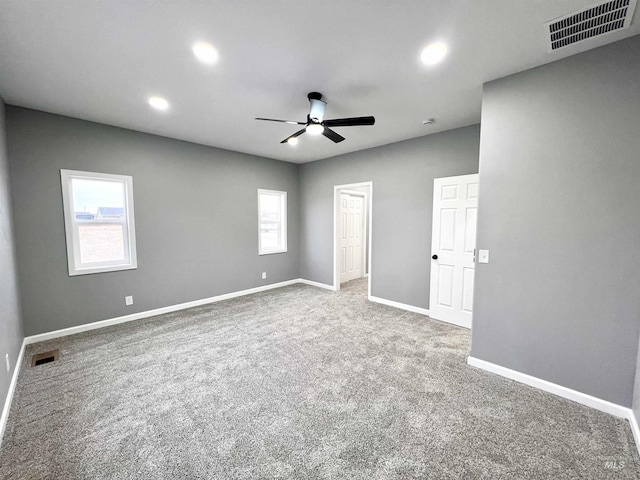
[333,182,373,295]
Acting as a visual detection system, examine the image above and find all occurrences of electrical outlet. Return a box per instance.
[262,272,267,279]
[125,295,134,306]
[5,354,9,373]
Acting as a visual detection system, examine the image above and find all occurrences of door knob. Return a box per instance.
[432,254,438,260]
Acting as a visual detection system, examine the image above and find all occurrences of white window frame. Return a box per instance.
[60,169,138,276]
[258,189,287,255]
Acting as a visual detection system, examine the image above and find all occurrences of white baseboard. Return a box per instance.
[467,356,640,458]
[25,279,304,345]
[467,356,633,419]
[0,338,26,448]
[368,295,430,316]
[298,278,336,291]
[368,295,470,329]
[630,411,640,457]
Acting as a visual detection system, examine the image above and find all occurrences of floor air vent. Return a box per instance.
[31,349,59,367]
[545,0,637,51]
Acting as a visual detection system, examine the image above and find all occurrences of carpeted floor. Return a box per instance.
[1,278,638,479]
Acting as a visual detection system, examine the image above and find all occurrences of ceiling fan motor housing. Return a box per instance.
[307,92,326,123]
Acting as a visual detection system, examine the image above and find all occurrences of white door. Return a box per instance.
[340,193,364,284]
[429,174,479,328]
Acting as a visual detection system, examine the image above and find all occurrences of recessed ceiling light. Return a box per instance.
[306,123,324,136]
[421,42,448,65]
[287,137,299,146]
[192,42,219,65]
[148,96,169,111]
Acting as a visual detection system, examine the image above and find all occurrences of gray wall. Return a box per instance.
[471,35,640,407]
[299,125,480,308]
[7,107,300,336]
[0,98,23,419]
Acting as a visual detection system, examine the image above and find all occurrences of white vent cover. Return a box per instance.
[545,0,637,51]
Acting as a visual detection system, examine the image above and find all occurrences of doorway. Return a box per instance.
[429,173,479,328]
[339,191,365,284]
[333,182,372,294]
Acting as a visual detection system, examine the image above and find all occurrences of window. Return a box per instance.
[258,189,287,255]
[60,169,137,275]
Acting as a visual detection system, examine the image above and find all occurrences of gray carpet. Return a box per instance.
[1,278,638,479]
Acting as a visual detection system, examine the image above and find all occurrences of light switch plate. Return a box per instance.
[478,249,490,264]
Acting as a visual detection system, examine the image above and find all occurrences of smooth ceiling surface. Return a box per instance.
[0,1,638,163]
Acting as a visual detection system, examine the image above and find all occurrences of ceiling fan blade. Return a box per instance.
[322,128,346,143]
[280,128,307,144]
[255,117,306,125]
[324,116,375,127]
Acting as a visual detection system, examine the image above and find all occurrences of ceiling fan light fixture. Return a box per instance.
[287,137,298,146]
[306,123,324,136]
[421,42,448,65]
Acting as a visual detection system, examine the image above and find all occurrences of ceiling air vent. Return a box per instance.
[545,0,637,51]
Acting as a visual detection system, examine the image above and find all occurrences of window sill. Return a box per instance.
[258,250,288,256]
[69,263,137,276]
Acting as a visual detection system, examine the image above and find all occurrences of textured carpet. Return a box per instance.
[1,278,638,479]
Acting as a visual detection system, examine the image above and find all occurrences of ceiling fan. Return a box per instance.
[255,92,375,145]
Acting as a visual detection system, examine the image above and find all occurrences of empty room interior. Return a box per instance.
[1,1,640,478]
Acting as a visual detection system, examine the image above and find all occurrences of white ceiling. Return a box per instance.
[0,1,638,163]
